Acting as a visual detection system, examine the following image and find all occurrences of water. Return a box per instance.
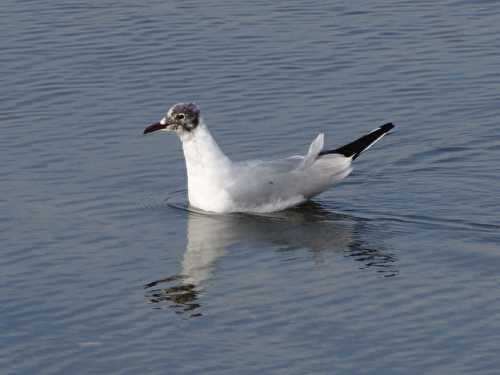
[1,0,500,374]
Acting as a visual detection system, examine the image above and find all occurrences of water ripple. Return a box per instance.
[2,0,500,373]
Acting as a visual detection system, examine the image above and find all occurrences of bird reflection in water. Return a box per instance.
[144,201,398,317]
[144,275,201,316]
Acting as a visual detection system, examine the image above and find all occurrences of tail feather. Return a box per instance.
[319,123,394,161]
[300,133,324,169]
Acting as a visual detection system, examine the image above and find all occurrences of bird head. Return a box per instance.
[144,103,200,135]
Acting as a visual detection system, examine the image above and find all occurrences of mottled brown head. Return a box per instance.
[144,103,200,134]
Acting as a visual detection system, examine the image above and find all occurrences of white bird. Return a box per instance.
[144,103,394,214]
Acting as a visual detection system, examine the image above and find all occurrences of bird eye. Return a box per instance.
[176,113,185,120]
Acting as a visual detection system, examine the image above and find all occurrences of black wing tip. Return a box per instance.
[318,122,395,160]
[380,122,395,132]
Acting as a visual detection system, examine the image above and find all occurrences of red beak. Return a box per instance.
[143,122,167,134]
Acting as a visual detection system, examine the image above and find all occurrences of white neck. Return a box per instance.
[180,121,232,211]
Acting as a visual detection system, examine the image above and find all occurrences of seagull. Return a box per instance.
[144,103,394,214]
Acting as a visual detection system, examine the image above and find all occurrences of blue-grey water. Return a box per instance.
[1,1,500,374]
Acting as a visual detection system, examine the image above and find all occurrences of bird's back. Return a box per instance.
[224,153,352,213]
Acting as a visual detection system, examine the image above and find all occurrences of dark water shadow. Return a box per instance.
[144,193,398,317]
[144,275,202,317]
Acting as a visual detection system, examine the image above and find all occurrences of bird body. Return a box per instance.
[144,103,394,213]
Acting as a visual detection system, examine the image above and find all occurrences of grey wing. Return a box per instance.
[225,156,304,207]
[224,134,349,210]
[232,133,323,174]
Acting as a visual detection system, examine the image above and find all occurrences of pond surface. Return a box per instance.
[1,1,499,374]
